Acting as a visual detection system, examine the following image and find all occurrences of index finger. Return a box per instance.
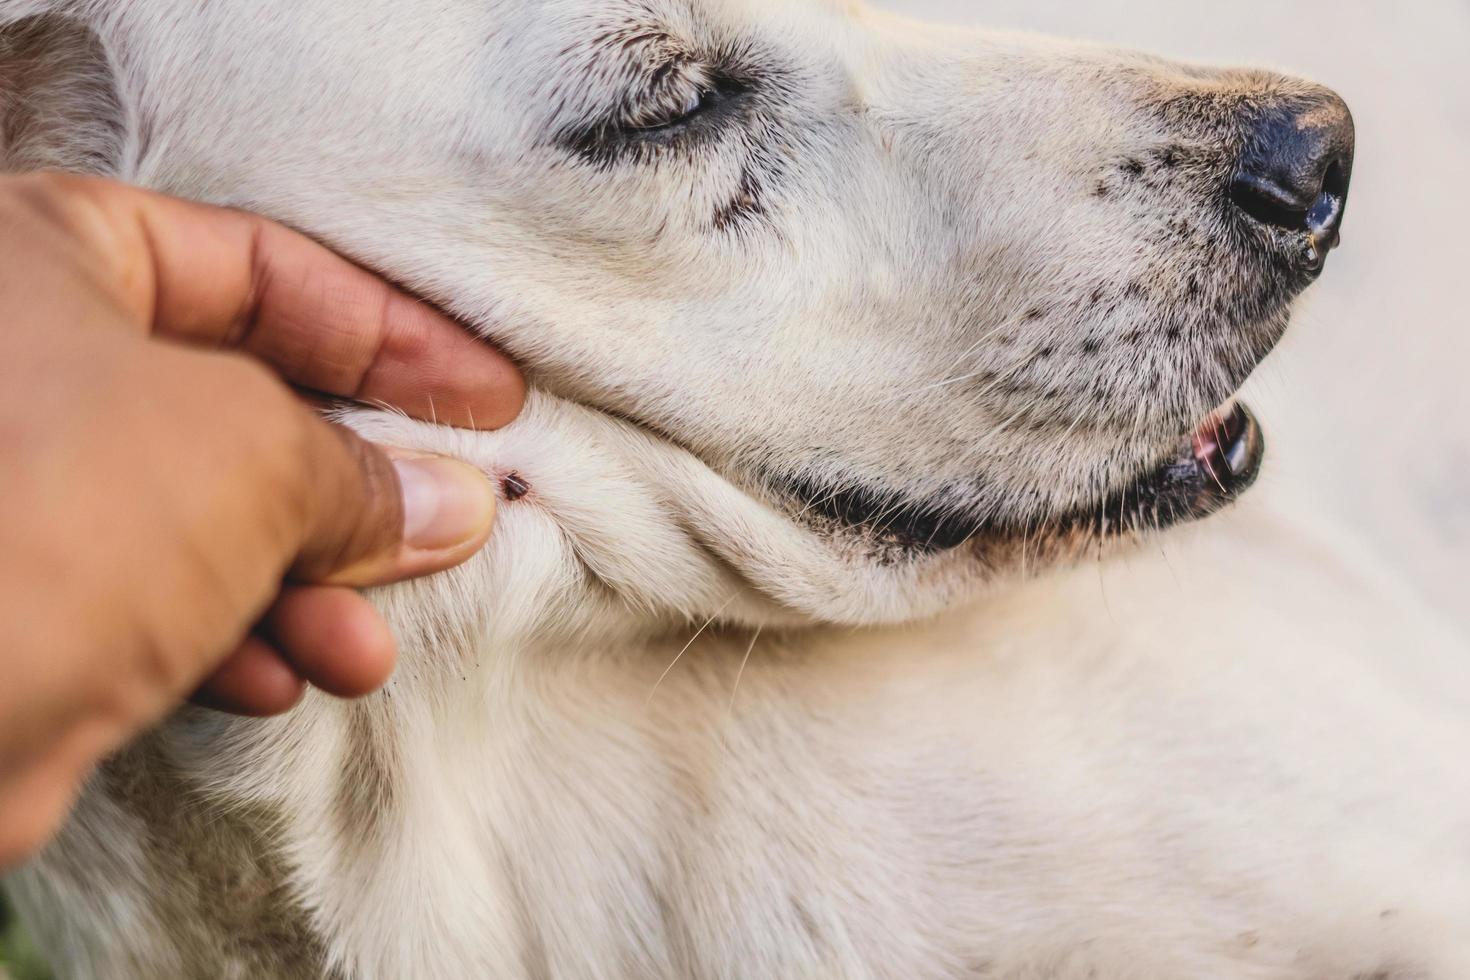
[30,174,525,429]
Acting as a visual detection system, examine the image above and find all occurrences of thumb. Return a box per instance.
[290,418,497,586]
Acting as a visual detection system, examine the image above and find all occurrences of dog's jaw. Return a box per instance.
[336,381,1270,643]
[339,394,991,637]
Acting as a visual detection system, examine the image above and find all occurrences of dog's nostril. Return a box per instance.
[1230,91,1355,269]
[1230,155,1350,232]
[1230,171,1314,230]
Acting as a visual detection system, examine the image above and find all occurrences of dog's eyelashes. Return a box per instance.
[614,67,749,137]
[560,68,751,168]
[621,82,712,133]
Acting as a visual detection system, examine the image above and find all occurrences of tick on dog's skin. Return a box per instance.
[502,472,531,501]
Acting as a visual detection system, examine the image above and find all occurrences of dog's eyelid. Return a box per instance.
[618,60,711,130]
[557,60,752,167]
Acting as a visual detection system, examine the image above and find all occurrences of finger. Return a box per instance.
[0,740,92,870]
[191,636,306,717]
[262,586,396,698]
[282,407,497,586]
[21,174,525,428]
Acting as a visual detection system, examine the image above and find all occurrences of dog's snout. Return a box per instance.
[1229,91,1355,273]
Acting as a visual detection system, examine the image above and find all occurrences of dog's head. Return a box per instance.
[3,0,1354,627]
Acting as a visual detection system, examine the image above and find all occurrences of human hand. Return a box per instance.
[0,174,524,866]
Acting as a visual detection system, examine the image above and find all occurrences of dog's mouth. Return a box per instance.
[1086,399,1266,538]
[777,402,1264,556]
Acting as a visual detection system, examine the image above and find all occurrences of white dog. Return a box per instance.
[4,1,1469,977]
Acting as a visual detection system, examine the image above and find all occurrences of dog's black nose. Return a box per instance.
[1230,92,1355,273]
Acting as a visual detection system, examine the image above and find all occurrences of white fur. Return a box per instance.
[4,1,1469,978]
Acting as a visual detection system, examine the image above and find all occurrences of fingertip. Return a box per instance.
[381,297,526,430]
[446,340,527,431]
[267,587,397,698]
[193,638,307,717]
[394,454,498,554]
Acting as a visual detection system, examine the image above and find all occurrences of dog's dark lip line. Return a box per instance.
[596,395,1263,555]
[774,403,1266,554]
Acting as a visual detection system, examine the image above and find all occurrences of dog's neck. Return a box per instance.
[20,393,999,978]
[25,378,1469,980]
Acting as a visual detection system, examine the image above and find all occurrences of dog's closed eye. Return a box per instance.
[620,65,719,132]
[560,57,752,167]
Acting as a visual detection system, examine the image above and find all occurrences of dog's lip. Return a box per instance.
[1071,399,1265,537]
[771,401,1264,555]
[1188,401,1261,491]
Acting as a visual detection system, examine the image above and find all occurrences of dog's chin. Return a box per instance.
[776,402,1265,558]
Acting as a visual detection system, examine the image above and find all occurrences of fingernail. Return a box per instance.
[395,457,497,550]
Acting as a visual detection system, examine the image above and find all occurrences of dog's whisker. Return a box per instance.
[727,626,763,715]
[785,477,855,525]
[882,310,1033,406]
[883,366,991,404]
[869,490,925,539]
[645,595,735,708]
[1018,521,1032,579]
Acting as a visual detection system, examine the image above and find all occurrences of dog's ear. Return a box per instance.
[0,13,126,175]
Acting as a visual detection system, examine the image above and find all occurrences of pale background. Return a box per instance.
[877,0,1470,638]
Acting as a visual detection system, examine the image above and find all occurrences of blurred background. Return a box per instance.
[877,0,1470,640]
[3,2,1466,977]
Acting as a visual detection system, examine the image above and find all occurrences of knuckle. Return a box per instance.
[0,173,136,290]
[330,427,406,565]
[213,355,316,533]
[4,172,108,235]
[0,173,68,236]
[267,413,405,582]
